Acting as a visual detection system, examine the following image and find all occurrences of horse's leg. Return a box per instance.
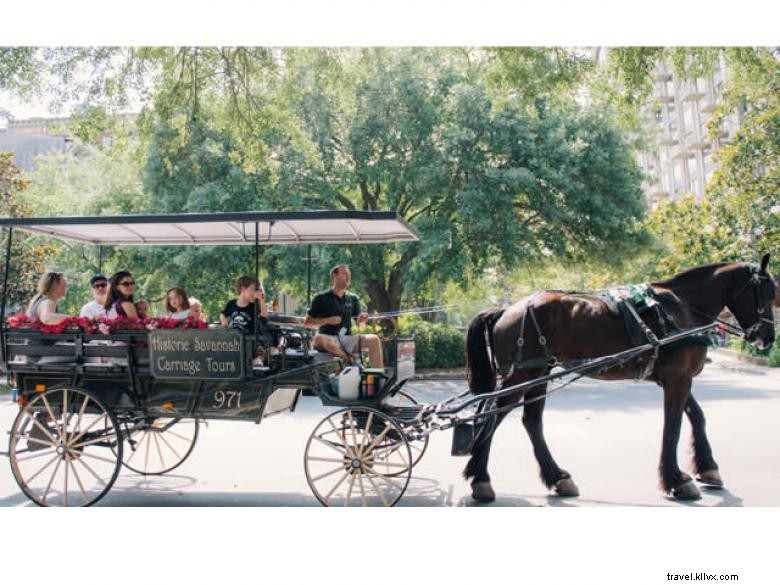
[522,382,579,496]
[660,376,701,500]
[684,394,723,487]
[464,411,509,503]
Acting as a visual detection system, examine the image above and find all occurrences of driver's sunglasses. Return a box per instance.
[92,282,108,289]
[119,280,135,287]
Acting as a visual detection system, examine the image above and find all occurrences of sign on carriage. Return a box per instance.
[149,329,245,380]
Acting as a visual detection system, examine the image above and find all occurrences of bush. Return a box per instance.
[729,327,780,367]
[397,316,465,369]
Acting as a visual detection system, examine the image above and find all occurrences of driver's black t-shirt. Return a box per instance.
[221,299,267,333]
[307,290,361,336]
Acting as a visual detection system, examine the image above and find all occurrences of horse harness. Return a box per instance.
[495,264,776,383]
[496,285,687,382]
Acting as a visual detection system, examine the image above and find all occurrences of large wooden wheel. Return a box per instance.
[381,390,429,475]
[115,416,200,476]
[304,407,412,507]
[9,387,122,507]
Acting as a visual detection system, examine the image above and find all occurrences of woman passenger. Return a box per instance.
[105,271,139,319]
[27,271,70,325]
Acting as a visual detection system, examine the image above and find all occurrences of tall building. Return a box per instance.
[0,117,74,172]
[636,55,745,208]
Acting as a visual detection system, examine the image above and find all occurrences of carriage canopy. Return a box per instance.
[0,210,419,246]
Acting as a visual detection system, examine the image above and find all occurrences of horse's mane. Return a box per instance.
[651,262,737,289]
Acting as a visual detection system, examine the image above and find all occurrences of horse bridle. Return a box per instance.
[729,266,777,338]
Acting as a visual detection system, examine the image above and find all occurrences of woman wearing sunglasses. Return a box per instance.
[105,271,139,319]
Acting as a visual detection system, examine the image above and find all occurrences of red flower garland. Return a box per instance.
[5,313,206,334]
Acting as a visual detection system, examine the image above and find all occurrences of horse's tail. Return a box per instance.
[466,307,505,395]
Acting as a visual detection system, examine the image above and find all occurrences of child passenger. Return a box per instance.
[219,275,268,332]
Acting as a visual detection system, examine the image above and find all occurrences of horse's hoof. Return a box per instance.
[471,481,495,503]
[672,480,701,500]
[554,478,580,497]
[696,469,724,488]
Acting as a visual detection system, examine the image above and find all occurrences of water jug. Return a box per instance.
[336,365,361,400]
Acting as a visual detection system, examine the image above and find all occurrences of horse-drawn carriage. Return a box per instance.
[1,210,776,506]
[1,211,428,506]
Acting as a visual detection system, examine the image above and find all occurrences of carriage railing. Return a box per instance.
[1,324,319,377]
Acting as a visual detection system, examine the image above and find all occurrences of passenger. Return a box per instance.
[27,271,70,325]
[304,264,383,368]
[80,273,108,320]
[188,297,207,323]
[24,272,71,364]
[135,300,150,319]
[164,287,193,320]
[220,275,268,331]
[105,271,139,319]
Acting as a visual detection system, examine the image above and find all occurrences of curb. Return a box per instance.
[412,369,466,381]
[715,347,771,367]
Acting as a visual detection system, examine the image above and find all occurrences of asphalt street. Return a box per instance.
[1,350,778,507]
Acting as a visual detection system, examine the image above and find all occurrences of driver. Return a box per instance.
[304,264,383,368]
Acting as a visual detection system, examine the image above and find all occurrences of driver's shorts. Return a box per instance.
[317,333,361,354]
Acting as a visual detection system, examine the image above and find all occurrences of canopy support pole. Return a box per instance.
[0,227,14,364]
[254,222,259,339]
[307,244,312,308]
[98,245,104,273]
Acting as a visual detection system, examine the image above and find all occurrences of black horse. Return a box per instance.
[464,254,777,502]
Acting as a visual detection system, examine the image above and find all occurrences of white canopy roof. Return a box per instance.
[0,210,419,246]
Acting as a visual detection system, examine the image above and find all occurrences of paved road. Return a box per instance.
[1,350,778,506]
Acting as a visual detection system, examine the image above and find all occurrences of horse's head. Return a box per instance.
[727,253,776,350]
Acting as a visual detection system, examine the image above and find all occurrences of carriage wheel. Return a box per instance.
[9,387,122,507]
[115,417,200,476]
[381,390,429,476]
[304,407,412,507]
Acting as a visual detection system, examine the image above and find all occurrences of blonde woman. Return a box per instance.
[26,271,70,325]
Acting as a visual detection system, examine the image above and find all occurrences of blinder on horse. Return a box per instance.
[731,265,776,341]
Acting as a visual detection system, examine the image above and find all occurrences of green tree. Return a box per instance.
[0,152,56,312]
[264,49,645,312]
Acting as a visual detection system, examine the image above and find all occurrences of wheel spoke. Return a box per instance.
[323,468,350,502]
[311,464,348,483]
[157,431,182,460]
[313,434,348,456]
[362,469,390,507]
[62,389,69,444]
[42,456,63,506]
[307,456,347,464]
[362,466,405,494]
[347,411,359,456]
[363,422,393,455]
[70,431,118,449]
[327,416,354,458]
[359,412,374,457]
[15,447,57,463]
[73,456,107,487]
[63,453,69,507]
[24,435,58,449]
[162,428,192,442]
[125,430,149,465]
[68,458,88,505]
[29,415,58,445]
[358,471,367,506]
[22,452,60,483]
[40,395,61,439]
[71,394,91,443]
[78,451,120,466]
[69,413,107,447]
[153,432,166,470]
[144,424,152,473]
[345,473,357,507]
